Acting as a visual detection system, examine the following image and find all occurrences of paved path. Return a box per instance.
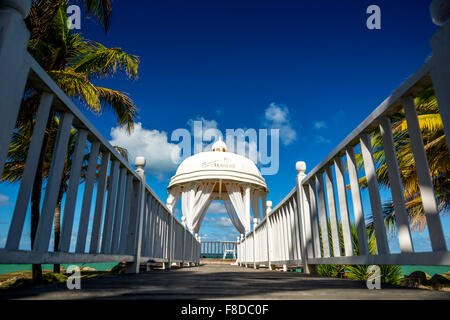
[2,264,450,300]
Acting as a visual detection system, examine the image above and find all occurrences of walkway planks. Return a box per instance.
[1,264,450,300]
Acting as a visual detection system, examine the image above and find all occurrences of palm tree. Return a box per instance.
[355,86,449,232]
[317,221,403,285]
[2,1,139,282]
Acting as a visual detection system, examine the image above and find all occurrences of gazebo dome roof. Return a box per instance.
[168,143,267,191]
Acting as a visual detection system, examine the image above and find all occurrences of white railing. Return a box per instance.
[201,241,236,259]
[238,5,450,272]
[0,1,200,272]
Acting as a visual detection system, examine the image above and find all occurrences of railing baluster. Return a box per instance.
[101,160,120,254]
[301,184,314,259]
[89,151,110,254]
[316,173,331,257]
[360,132,389,255]
[111,167,127,253]
[125,178,140,255]
[346,146,369,255]
[324,166,341,257]
[119,174,134,254]
[276,214,283,261]
[334,157,354,256]
[59,129,88,252]
[403,95,447,252]
[282,206,290,261]
[5,93,53,250]
[379,117,414,252]
[75,141,100,253]
[290,196,302,261]
[308,180,322,257]
[34,112,74,252]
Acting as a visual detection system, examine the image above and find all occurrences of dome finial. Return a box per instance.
[212,137,227,152]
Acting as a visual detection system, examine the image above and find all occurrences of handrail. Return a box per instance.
[0,3,201,272]
[238,14,450,271]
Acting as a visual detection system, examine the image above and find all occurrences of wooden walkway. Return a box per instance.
[2,263,450,300]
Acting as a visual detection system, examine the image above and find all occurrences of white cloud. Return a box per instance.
[263,103,297,146]
[214,217,233,227]
[207,202,227,214]
[314,121,327,129]
[109,122,181,180]
[314,135,331,144]
[0,194,11,207]
[187,116,218,132]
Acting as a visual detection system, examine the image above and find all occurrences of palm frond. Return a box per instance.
[95,87,137,132]
[70,41,140,80]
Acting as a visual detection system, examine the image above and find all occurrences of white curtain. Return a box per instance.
[225,183,250,233]
[181,182,215,233]
[251,190,261,221]
[193,198,212,234]
[166,187,181,213]
[223,198,245,234]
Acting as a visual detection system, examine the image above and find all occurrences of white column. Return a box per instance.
[244,185,251,233]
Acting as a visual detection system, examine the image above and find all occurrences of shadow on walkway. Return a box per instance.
[1,264,450,300]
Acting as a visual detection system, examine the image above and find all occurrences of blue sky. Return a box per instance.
[0,0,449,251]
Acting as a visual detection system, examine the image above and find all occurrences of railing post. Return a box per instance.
[197,235,201,266]
[253,218,258,269]
[194,233,199,266]
[266,201,273,270]
[126,156,146,273]
[181,216,186,268]
[0,0,31,175]
[295,161,314,274]
[430,0,450,152]
[240,234,245,267]
[236,236,241,266]
[166,202,175,270]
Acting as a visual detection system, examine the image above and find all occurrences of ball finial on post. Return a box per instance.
[0,0,32,19]
[253,217,259,229]
[135,156,146,170]
[296,161,306,174]
[430,0,450,26]
[266,200,272,214]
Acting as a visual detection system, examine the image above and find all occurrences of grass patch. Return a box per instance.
[0,266,121,290]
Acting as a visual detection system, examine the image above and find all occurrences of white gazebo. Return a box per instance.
[166,139,268,235]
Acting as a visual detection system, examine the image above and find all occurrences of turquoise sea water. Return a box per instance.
[0,262,117,274]
[1,263,449,276]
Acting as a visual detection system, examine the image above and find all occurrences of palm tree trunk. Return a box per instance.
[53,186,64,273]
